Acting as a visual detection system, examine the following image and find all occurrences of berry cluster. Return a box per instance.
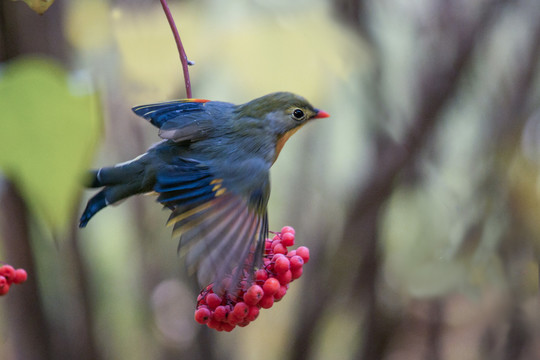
[0,264,27,296]
[194,226,309,331]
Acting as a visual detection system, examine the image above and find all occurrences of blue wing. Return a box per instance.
[132,99,216,142]
[155,157,269,295]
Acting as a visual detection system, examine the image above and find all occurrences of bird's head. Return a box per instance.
[233,92,329,163]
[235,92,329,137]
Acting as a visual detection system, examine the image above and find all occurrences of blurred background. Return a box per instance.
[1,0,540,359]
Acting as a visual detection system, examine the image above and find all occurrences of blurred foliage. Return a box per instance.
[11,0,55,15]
[0,57,101,232]
[1,0,540,359]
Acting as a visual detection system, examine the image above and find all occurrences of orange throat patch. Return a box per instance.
[273,125,304,164]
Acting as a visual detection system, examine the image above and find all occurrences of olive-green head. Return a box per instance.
[232,92,329,163]
[234,92,329,137]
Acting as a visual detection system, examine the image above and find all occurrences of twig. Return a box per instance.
[159,0,192,98]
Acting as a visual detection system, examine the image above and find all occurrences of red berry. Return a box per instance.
[262,277,280,295]
[247,306,260,321]
[206,293,222,309]
[281,232,295,247]
[0,265,16,283]
[207,318,221,329]
[227,312,241,325]
[281,226,295,235]
[274,285,288,301]
[243,284,263,306]
[265,240,273,251]
[0,283,10,296]
[233,302,249,319]
[271,240,282,250]
[255,269,268,282]
[290,255,304,270]
[222,322,235,332]
[197,293,205,302]
[195,307,211,324]
[287,250,297,257]
[277,270,292,285]
[13,269,27,284]
[0,276,8,296]
[213,305,228,322]
[259,294,274,309]
[291,267,303,280]
[296,246,310,263]
[271,253,286,262]
[273,243,287,255]
[274,256,290,274]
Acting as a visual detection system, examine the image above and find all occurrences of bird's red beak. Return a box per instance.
[314,109,330,119]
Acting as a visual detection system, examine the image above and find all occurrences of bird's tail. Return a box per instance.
[79,159,149,228]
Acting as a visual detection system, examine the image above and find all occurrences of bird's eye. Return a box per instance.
[292,108,305,120]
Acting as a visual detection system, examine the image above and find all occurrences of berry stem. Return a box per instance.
[159,0,193,98]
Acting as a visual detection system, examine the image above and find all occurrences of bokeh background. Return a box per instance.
[1,0,540,359]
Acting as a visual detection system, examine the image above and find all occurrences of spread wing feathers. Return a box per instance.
[155,158,269,295]
[132,99,214,142]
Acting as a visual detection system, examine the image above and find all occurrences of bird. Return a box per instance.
[79,91,329,293]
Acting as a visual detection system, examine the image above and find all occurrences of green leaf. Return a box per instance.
[12,0,55,15]
[0,57,101,232]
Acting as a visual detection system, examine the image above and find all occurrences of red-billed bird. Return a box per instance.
[80,92,329,293]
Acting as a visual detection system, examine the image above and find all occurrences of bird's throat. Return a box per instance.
[273,126,303,164]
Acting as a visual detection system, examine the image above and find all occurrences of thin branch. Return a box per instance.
[160,0,192,98]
